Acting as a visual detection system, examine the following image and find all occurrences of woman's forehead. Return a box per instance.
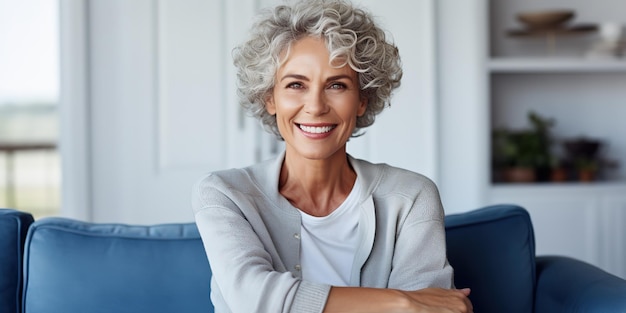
[277,36,353,74]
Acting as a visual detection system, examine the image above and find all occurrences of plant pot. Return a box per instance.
[505,167,536,183]
[551,168,568,182]
[578,169,596,182]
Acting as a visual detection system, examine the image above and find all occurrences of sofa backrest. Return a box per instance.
[0,209,34,313]
[445,204,536,313]
[22,218,213,313]
[18,205,537,313]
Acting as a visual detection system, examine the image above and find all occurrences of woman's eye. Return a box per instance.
[329,83,346,90]
[286,82,303,89]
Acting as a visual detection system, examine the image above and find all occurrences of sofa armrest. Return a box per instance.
[535,256,626,313]
[0,209,34,313]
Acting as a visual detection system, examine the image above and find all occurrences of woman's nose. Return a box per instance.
[303,89,329,115]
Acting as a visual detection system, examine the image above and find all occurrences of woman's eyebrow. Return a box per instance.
[279,73,355,82]
[326,74,354,82]
[280,74,309,82]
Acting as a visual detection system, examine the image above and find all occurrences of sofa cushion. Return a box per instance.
[22,218,213,313]
[0,209,34,313]
[535,256,626,312]
[445,204,536,313]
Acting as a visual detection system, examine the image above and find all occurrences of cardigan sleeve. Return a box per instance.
[192,176,331,313]
[387,175,455,290]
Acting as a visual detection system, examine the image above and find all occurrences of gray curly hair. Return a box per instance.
[233,0,402,138]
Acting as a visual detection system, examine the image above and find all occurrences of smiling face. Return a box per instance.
[266,36,367,162]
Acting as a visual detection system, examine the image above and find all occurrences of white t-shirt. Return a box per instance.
[298,178,361,286]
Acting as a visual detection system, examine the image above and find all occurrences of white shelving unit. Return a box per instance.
[436,1,626,278]
[484,0,626,279]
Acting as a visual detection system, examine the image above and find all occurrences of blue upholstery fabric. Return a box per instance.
[13,206,626,313]
[445,204,536,313]
[535,256,626,313]
[0,209,34,313]
[22,218,213,313]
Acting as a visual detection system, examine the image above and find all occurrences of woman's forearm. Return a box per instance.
[324,287,414,313]
[323,287,472,313]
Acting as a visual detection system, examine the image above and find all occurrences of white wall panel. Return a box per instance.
[437,0,489,213]
[89,0,158,223]
[86,0,259,224]
[157,0,226,170]
[599,196,626,278]
[488,187,598,262]
[348,0,438,180]
[489,184,626,279]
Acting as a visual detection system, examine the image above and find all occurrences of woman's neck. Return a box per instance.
[279,149,356,217]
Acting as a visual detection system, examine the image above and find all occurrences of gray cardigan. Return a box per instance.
[193,153,454,313]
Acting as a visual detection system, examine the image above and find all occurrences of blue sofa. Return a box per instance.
[2,205,626,313]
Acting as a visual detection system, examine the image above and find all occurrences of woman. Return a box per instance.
[193,0,472,312]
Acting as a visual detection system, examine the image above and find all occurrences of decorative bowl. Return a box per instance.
[563,138,601,159]
[517,10,575,29]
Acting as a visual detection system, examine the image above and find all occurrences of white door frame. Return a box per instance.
[58,0,91,221]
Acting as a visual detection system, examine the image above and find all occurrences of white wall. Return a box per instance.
[60,0,441,223]
[348,0,438,181]
[436,0,489,213]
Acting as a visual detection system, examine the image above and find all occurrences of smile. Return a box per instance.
[298,124,336,134]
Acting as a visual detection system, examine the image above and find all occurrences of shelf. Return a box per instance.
[488,57,626,73]
[506,24,598,37]
[490,181,626,192]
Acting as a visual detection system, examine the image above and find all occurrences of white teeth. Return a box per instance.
[299,125,334,134]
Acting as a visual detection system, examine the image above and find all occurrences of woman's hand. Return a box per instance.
[324,287,473,313]
[401,288,473,313]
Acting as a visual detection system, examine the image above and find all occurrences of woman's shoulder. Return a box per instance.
[192,157,277,207]
[351,157,444,221]
[351,157,439,197]
[194,164,266,195]
[192,157,291,222]
[192,168,247,213]
[192,163,268,212]
[194,168,243,192]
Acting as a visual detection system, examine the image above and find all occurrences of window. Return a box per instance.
[0,0,60,218]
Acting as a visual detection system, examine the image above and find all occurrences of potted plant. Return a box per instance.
[492,111,555,183]
[563,137,603,182]
[575,158,599,182]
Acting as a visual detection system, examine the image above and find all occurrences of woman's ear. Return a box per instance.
[357,97,368,117]
[265,94,276,115]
